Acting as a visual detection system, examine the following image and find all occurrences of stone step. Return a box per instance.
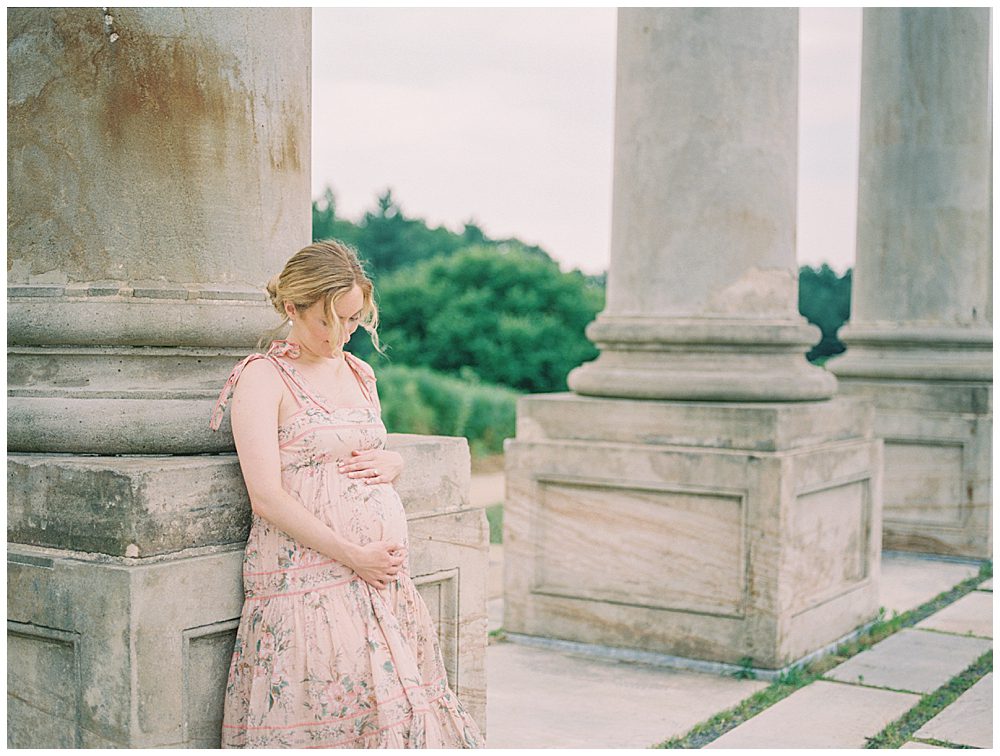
[824,628,991,694]
[914,590,992,638]
[704,680,920,748]
[913,672,992,748]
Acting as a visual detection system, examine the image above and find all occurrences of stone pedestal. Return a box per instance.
[826,9,992,558]
[504,8,882,670]
[7,436,489,747]
[505,395,882,669]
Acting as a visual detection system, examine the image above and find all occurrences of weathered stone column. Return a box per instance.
[505,8,882,671]
[567,10,834,402]
[7,9,487,746]
[827,8,992,558]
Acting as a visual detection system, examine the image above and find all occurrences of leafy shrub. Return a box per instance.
[374,363,519,457]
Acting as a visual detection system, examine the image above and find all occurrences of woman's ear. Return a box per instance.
[284,302,297,321]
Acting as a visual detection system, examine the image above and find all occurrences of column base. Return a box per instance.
[567,315,837,401]
[503,393,882,669]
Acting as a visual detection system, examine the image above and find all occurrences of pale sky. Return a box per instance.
[312,8,861,276]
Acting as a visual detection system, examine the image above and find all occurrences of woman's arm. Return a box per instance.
[229,359,405,587]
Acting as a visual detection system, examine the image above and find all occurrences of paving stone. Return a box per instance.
[915,591,992,638]
[901,742,946,749]
[914,673,992,748]
[486,641,767,748]
[825,628,991,693]
[978,578,992,591]
[704,681,919,748]
[879,553,981,616]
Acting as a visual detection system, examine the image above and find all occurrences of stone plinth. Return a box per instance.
[823,378,991,557]
[7,436,489,747]
[504,394,882,669]
[827,9,992,558]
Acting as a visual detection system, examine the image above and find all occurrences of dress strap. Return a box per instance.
[209,353,268,431]
[344,351,380,412]
[208,341,314,432]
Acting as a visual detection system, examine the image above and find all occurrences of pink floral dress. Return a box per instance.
[209,339,484,748]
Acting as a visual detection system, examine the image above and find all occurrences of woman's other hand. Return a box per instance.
[348,540,407,589]
[338,449,404,484]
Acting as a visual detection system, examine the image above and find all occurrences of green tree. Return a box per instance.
[312,186,558,276]
[355,246,603,393]
[798,263,852,361]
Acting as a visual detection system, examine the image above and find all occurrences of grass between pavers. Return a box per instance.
[654,561,992,749]
[864,649,991,748]
[910,736,976,749]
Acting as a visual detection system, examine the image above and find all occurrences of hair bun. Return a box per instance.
[265,274,283,313]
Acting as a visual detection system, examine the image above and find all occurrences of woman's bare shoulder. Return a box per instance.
[233,355,284,395]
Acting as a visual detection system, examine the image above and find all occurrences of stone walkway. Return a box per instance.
[484,547,991,748]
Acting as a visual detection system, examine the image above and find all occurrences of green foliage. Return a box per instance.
[362,246,602,393]
[799,263,852,361]
[732,656,757,680]
[373,362,519,457]
[313,186,555,277]
[486,504,504,544]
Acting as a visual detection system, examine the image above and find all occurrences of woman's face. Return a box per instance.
[287,284,365,357]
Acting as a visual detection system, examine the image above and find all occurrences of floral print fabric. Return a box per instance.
[211,341,484,748]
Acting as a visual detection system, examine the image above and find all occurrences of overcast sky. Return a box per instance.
[312,8,862,275]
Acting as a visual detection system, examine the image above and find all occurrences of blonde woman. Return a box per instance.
[210,241,483,748]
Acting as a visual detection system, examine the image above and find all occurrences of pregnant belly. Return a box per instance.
[336,479,409,548]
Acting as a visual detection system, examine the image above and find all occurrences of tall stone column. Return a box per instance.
[505,8,882,671]
[827,8,992,558]
[567,10,834,402]
[7,9,487,746]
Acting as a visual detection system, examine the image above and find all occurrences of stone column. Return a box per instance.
[7,9,487,746]
[827,8,992,558]
[505,8,882,671]
[567,10,834,402]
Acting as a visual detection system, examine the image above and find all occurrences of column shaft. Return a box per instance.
[569,8,835,402]
[828,8,992,557]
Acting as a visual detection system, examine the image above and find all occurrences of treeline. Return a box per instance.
[314,188,604,394]
[315,187,852,450]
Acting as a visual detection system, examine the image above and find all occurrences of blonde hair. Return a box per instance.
[260,240,386,357]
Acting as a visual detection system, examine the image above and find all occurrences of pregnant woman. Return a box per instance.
[209,240,484,748]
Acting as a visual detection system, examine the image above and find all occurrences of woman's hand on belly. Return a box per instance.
[338,449,404,484]
[346,539,407,590]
